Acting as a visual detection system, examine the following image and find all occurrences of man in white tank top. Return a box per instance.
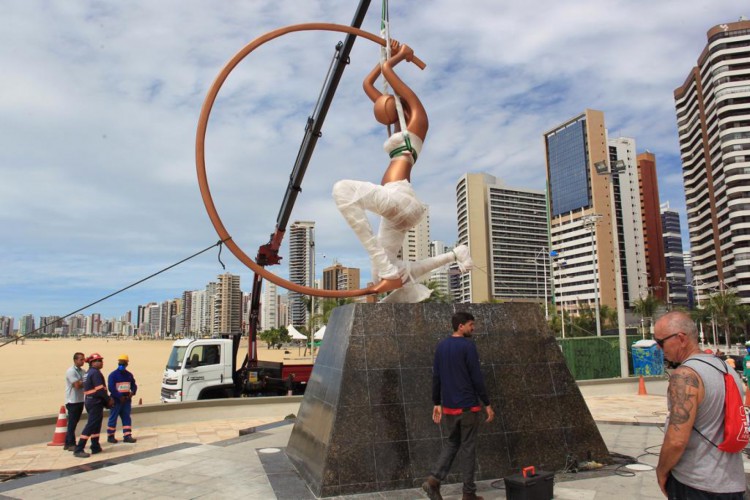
[654,311,746,499]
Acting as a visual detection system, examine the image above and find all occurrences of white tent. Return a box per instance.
[313,325,326,340]
[287,324,307,340]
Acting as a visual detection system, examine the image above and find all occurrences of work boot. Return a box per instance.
[462,493,483,500]
[123,435,137,443]
[107,435,118,444]
[90,438,102,454]
[63,444,75,451]
[421,475,442,500]
[73,450,90,458]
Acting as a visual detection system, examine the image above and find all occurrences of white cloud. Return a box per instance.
[0,0,744,320]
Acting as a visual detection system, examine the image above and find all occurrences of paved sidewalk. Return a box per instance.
[1,384,747,499]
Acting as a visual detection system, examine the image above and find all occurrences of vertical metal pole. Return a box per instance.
[608,176,629,378]
[590,222,602,336]
[543,250,549,320]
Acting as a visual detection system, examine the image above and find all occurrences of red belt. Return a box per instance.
[442,406,481,415]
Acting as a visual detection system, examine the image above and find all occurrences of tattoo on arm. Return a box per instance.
[668,371,699,430]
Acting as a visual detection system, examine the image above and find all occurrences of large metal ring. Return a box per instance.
[196,23,422,298]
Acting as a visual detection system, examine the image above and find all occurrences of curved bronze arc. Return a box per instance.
[196,23,424,299]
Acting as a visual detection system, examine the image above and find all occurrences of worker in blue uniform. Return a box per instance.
[107,354,138,443]
[74,353,112,458]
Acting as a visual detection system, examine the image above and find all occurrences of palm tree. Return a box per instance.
[423,280,451,303]
[706,289,742,349]
[599,304,618,330]
[633,294,661,337]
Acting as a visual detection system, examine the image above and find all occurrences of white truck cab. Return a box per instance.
[161,338,235,402]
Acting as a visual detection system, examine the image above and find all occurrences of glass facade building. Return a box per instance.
[546,118,591,217]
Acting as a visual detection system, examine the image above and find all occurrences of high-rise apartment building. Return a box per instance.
[675,19,750,304]
[190,290,207,335]
[288,221,315,328]
[609,138,649,306]
[428,241,452,300]
[544,110,646,317]
[261,282,280,331]
[0,316,13,337]
[214,273,241,334]
[322,263,361,291]
[180,291,193,336]
[455,173,548,303]
[401,208,430,264]
[661,203,689,307]
[637,152,667,301]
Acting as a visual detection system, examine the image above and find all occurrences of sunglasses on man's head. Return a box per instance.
[655,332,684,347]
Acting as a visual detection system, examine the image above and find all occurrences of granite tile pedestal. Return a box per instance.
[286,303,609,497]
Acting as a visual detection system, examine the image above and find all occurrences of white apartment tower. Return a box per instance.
[674,19,750,304]
[214,273,242,334]
[401,207,430,263]
[455,173,549,303]
[261,281,280,331]
[288,221,315,328]
[428,240,451,299]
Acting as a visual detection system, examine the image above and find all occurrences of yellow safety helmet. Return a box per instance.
[117,354,129,362]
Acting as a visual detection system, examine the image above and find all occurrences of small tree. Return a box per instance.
[633,294,662,337]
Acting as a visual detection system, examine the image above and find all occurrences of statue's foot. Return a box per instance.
[370,278,403,294]
[453,245,473,272]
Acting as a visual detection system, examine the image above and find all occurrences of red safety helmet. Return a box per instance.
[86,352,104,363]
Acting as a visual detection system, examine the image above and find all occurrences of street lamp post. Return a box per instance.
[542,249,550,321]
[553,253,566,338]
[594,159,629,378]
[582,214,603,337]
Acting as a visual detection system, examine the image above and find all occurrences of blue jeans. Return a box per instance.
[107,397,133,437]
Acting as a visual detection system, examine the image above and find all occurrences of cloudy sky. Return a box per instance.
[1,1,745,322]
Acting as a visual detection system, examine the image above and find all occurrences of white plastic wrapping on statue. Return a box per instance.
[332,178,475,303]
[383,131,424,164]
[332,179,427,281]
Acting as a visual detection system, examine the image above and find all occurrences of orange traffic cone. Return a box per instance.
[637,375,648,396]
[47,405,68,446]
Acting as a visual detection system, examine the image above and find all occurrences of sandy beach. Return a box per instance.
[0,338,315,422]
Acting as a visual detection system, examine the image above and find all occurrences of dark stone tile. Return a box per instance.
[526,395,562,431]
[476,432,511,479]
[549,362,578,395]
[337,442,376,486]
[399,366,433,405]
[372,404,407,443]
[374,440,411,483]
[398,335,435,369]
[496,396,533,433]
[562,422,610,462]
[408,437,443,479]
[404,403,441,440]
[362,304,397,336]
[338,369,369,407]
[536,428,568,471]
[333,405,374,445]
[368,368,403,405]
[344,335,365,372]
[365,335,401,369]
[494,364,530,398]
[505,431,543,470]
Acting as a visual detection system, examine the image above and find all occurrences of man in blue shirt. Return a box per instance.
[423,312,494,500]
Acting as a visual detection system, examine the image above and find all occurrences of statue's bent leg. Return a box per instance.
[332,180,402,280]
